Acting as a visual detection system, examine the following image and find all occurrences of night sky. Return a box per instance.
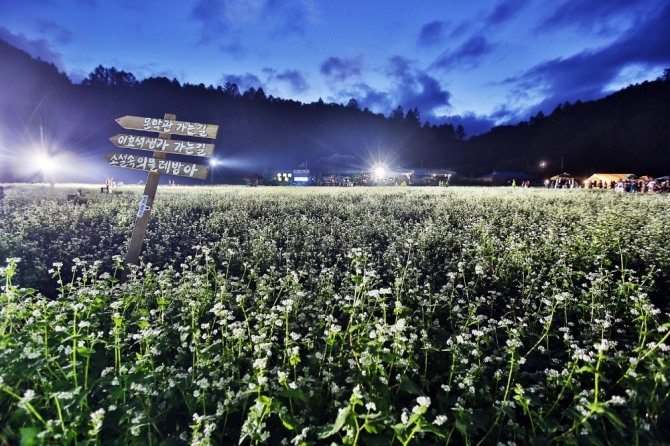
[1,0,669,135]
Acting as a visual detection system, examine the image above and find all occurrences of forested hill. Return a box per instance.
[1,38,669,182]
[467,78,670,176]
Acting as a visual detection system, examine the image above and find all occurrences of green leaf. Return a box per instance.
[20,427,40,446]
[279,413,295,431]
[587,401,605,414]
[317,406,351,439]
[77,346,95,357]
[399,375,423,395]
[455,419,469,437]
[287,386,308,403]
[604,409,625,433]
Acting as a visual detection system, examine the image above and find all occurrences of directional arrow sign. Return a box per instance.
[105,152,209,179]
[115,115,219,139]
[109,134,214,158]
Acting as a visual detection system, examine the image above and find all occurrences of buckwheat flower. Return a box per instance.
[352,384,363,400]
[253,357,267,370]
[291,427,310,445]
[401,411,409,425]
[17,389,35,412]
[608,395,626,406]
[434,415,448,426]
[88,408,105,436]
[366,402,377,412]
[412,396,431,414]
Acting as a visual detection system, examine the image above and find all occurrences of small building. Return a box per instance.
[243,173,266,186]
[274,166,313,186]
[291,168,312,185]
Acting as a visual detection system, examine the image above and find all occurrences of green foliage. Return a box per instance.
[0,185,669,444]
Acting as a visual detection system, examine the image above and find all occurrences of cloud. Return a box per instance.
[275,70,309,93]
[325,56,454,124]
[191,0,317,45]
[37,19,74,45]
[502,2,670,120]
[0,27,65,70]
[431,36,494,70]
[320,56,363,81]
[385,56,452,116]
[539,0,659,36]
[263,68,309,93]
[485,0,529,25]
[417,21,448,48]
[220,72,264,91]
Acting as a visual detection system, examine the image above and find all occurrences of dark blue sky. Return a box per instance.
[1,0,669,135]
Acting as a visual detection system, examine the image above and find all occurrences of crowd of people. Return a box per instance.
[585,178,670,193]
[541,176,670,192]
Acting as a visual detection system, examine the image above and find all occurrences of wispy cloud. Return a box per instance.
[0,27,65,70]
[485,0,528,25]
[417,21,448,48]
[220,72,264,92]
[273,69,310,93]
[191,0,317,45]
[539,0,659,36]
[386,56,452,114]
[37,19,74,45]
[431,36,494,70]
[504,2,670,119]
[320,56,363,81]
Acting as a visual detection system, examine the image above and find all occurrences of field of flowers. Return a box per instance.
[1,184,669,445]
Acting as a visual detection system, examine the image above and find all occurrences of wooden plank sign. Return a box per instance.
[115,116,219,139]
[110,112,219,276]
[105,152,209,179]
[109,134,215,158]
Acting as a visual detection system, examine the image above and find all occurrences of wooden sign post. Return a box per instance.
[105,113,219,278]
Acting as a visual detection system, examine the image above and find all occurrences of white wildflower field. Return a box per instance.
[1,184,669,445]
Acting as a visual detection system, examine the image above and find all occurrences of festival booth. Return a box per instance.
[549,172,579,188]
[584,173,635,189]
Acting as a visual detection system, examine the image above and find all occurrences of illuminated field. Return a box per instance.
[1,185,669,444]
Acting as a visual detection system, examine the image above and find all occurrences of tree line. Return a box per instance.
[1,38,669,183]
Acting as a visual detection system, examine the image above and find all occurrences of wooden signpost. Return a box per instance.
[105,113,218,277]
[104,153,209,179]
[109,134,215,158]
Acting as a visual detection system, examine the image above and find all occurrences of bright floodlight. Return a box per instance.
[374,165,387,179]
[210,158,221,167]
[33,153,58,174]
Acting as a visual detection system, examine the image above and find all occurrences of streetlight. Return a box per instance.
[30,151,60,186]
[373,164,387,180]
[209,158,220,185]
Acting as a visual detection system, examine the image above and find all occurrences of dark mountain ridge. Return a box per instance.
[1,38,668,183]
